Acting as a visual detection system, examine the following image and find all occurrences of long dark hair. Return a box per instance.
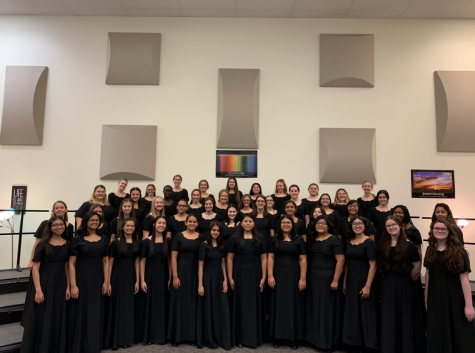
[118,217,139,256]
[392,205,413,226]
[130,187,144,212]
[283,200,297,216]
[319,193,333,208]
[149,216,168,258]
[226,177,241,207]
[431,203,457,225]
[307,215,334,254]
[424,219,465,273]
[232,214,260,247]
[41,216,67,256]
[346,199,362,217]
[206,220,224,251]
[184,214,199,231]
[201,197,217,213]
[117,198,136,235]
[249,183,262,196]
[308,205,326,224]
[77,211,100,237]
[346,216,373,239]
[378,216,412,275]
[89,203,104,224]
[275,215,297,249]
[224,204,239,224]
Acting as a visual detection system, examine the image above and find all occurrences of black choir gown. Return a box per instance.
[357,197,377,218]
[426,250,475,353]
[198,214,223,233]
[228,191,243,208]
[111,217,140,240]
[68,236,109,353]
[302,198,320,216]
[337,217,377,243]
[21,241,70,353]
[228,235,267,348]
[188,206,203,217]
[97,223,110,240]
[167,215,186,240]
[342,238,379,350]
[34,220,73,241]
[170,189,189,203]
[325,209,341,229]
[238,210,253,222]
[276,218,306,237]
[164,201,178,218]
[367,207,393,244]
[333,204,348,219]
[255,215,274,246]
[268,237,306,342]
[294,202,307,222]
[140,238,170,345]
[108,193,130,218]
[197,243,232,350]
[103,240,139,350]
[271,194,291,214]
[168,232,205,343]
[305,235,344,349]
[216,205,228,219]
[200,194,215,205]
[134,208,146,237]
[380,243,425,353]
[220,223,239,247]
[75,201,114,225]
[269,211,280,229]
[142,198,152,215]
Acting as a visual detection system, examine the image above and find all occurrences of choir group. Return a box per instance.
[20,176,475,353]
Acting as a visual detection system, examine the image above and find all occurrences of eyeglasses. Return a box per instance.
[434,227,448,232]
[386,224,399,229]
[256,200,265,203]
[352,222,364,227]
[52,224,65,228]
[316,222,327,226]
[281,221,292,225]
[320,198,330,202]
[348,204,358,208]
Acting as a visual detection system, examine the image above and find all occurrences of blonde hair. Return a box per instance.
[51,200,68,222]
[274,179,288,194]
[362,180,376,198]
[334,188,350,205]
[88,185,110,206]
[151,196,165,217]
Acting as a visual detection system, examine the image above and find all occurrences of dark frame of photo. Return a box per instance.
[411,169,455,199]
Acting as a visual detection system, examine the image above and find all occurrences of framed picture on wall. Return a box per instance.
[411,170,455,199]
[216,150,257,178]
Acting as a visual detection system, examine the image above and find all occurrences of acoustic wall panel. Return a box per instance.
[320,34,374,88]
[434,71,475,152]
[320,128,376,183]
[106,32,161,85]
[0,66,48,145]
[217,69,260,149]
[100,125,157,180]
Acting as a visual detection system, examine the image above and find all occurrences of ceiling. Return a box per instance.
[1,0,475,19]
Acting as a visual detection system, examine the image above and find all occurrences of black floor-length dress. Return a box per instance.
[294,202,307,222]
[333,204,348,219]
[198,214,223,233]
[21,241,70,353]
[305,235,344,349]
[221,223,239,247]
[426,250,475,353]
[168,232,205,343]
[380,243,425,353]
[197,243,232,350]
[142,198,152,215]
[164,201,178,218]
[325,210,341,229]
[68,236,109,353]
[255,215,274,246]
[167,215,186,240]
[268,237,306,342]
[108,193,130,218]
[228,235,267,347]
[357,198,377,218]
[342,238,379,350]
[103,240,139,350]
[140,238,170,345]
[367,208,393,244]
[216,206,228,219]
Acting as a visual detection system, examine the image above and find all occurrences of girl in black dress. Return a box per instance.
[239,194,255,220]
[342,216,379,352]
[28,200,73,271]
[367,190,393,244]
[216,189,229,219]
[68,212,109,353]
[199,180,214,204]
[171,174,189,202]
[319,193,341,230]
[338,200,376,243]
[168,214,205,346]
[333,188,350,219]
[221,205,240,245]
[226,177,242,209]
[110,198,136,241]
[357,180,377,218]
[189,189,204,216]
[227,215,267,348]
[302,183,320,226]
[266,196,280,228]
[378,216,425,353]
[21,216,70,353]
[305,215,345,352]
[75,185,113,227]
[91,203,110,240]
[197,221,231,350]
[289,185,306,222]
[199,197,222,233]
[253,194,275,245]
[143,184,156,215]
[163,185,178,218]
[272,179,291,214]
[140,216,170,345]
[249,183,262,204]
[104,218,140,350]
[167,199,188,240]
[108,178,130,217]
[431,203,464,244]
[306,205,325,234]
[278,200,306,241]
[130,187,146,238]
[142,196,165,239]
[424,219,475,353]
[268,215,307,350]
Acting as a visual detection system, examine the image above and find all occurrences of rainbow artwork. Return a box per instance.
[216,150,258,178]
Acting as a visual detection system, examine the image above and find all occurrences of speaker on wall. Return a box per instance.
[217,68,260,149]
[100,125,157,180]
[320,34,374,88]
[434,71,475,152]
[0,66,48,146]
[106,32,161,85]
[320,128,376,184]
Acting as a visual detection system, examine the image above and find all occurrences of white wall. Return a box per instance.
[0,16,474,276]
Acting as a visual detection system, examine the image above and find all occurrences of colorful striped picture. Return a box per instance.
[216,150,258,178]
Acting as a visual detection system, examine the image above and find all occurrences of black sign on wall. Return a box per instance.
[11,185,27,210]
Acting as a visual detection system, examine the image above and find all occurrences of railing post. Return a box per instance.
[16,210,25,272]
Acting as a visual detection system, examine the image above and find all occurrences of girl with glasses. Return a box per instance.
[143,184,156,215]
[337,200,376,243]
[167,199,189,240]
[253,195,275,246]
[431,203,464,244]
